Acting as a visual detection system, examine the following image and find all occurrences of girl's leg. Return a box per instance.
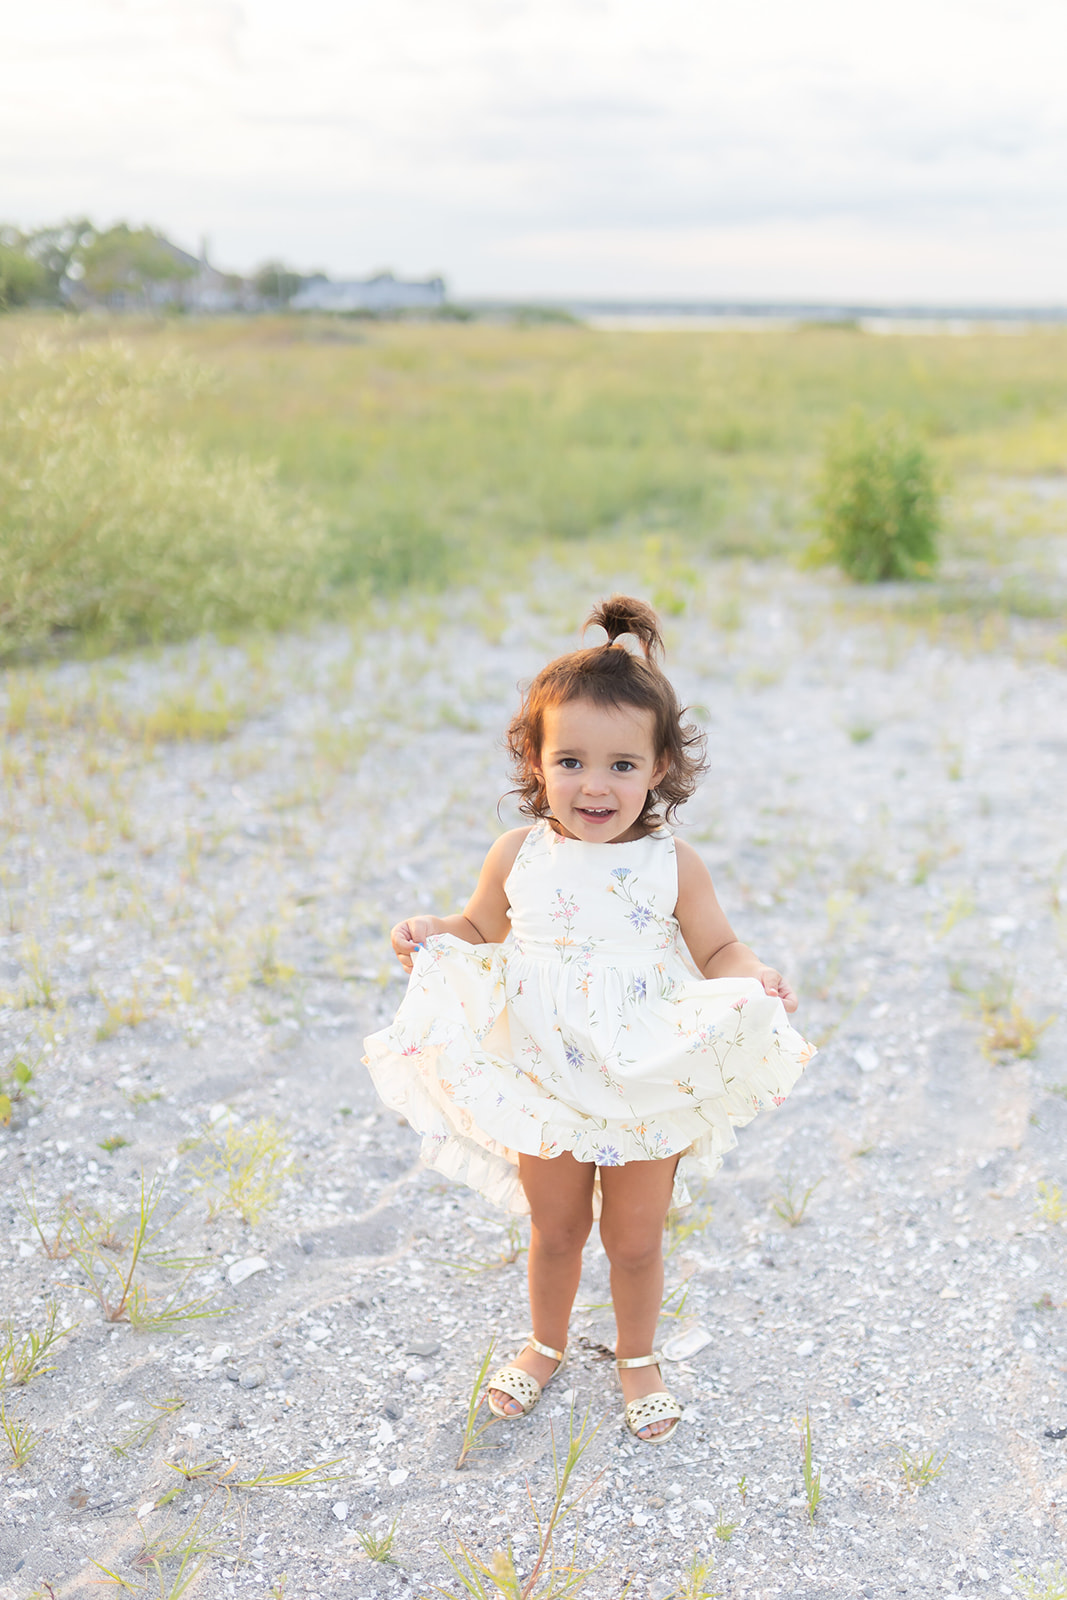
[488,1151,595,1416]
[598,1157,679,1439]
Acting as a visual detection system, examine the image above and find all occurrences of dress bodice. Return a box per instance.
[503,819,679,961]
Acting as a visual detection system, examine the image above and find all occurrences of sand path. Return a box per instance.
[1,562,1064,1600]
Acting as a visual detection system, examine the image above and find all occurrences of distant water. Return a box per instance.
[554,301,1067,333]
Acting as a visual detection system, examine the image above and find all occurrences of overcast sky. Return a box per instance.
[4,0,1066,302]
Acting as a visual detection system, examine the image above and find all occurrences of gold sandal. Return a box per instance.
[615,1352,682,1444]
[486,1335,567,1420]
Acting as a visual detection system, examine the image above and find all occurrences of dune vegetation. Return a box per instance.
[1,314,1066,657]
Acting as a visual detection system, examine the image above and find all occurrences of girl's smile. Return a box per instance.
[535,700,668,843]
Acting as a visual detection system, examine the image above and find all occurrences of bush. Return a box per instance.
[0,244,48,310]
[812,410,940,582]
[0,338,329,656]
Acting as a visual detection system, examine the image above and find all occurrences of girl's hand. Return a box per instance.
[758,966,798,1013]
[391,916,442,973]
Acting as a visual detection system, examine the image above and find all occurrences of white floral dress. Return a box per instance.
[363,820,814,1214]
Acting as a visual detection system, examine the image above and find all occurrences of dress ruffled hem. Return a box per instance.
[362,933,813,1216]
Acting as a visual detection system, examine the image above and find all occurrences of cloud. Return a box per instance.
[3,0,1067,297]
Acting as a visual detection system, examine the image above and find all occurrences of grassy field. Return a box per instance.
[1,313,1066,656]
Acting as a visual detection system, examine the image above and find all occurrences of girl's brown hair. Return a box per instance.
[506,595,707,827]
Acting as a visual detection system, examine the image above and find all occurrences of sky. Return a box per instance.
[3,0,1067,303]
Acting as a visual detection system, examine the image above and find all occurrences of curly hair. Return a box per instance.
[506,595,707,828]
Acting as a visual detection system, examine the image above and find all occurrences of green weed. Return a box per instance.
[123,1086,163,1109]
[796,1408,823,1524]
[933,888,976,939]
[135,683,247,746]
[19,1180,75,1260]
[8,939,56,1008]
[111,1395,186,1457]
[954,969,1055,1060]
[99,1133,131,1153]
[1035,1181,1067,1224]
[313,720,370,772]
[187,1115,293,1225]
[0,1047,37,1126]
[357,1517,399,1563]
[441,1219,528,1275]
[1014,1561,1067,1600]
[982,1000,1054,1061]
[93,1493,238,1596]
[230,1460,346,1489]
[660,1281,691,1320]
[672,1555,719,1599]
[95,987,149,1040]
[455,1339,502,1470]
[770,1171,824,1228]
[0,1397,38,1467]
[0,1299,70,1387]
[251,927,296,989]
[912,839,961,884]
[437,1406,603,1599]
[896,1445,948,1492]
[665,1201,713,1258]
[64,1173,223,1330]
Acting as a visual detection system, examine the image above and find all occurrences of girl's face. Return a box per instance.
[534,698,668,843]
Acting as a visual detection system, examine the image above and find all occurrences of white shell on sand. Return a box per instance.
[228,1256,268,1286]
[661,1325,714,1362]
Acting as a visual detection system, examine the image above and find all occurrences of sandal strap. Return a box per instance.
[625,1392,683,1435]
[615,1351,663,1370]
[526,1335,566,1363]
[487,1365,542,1415]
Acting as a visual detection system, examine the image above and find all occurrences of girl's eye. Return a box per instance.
[560,758,581,770]
[613,761,636,772]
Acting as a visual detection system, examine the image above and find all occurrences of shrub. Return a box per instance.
[0,338,329,657]
[0,245,48,310]
[812,410,940,582]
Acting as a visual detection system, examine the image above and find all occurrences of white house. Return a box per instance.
[290,271,446,313]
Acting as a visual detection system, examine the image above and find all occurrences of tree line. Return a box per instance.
[0,218,303,310]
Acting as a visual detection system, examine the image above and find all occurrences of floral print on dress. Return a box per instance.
[363,818,815,1217]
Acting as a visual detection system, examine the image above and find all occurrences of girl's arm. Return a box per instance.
[674,839,798,1013]
[390,828,530,973]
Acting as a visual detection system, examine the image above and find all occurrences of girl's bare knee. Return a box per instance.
[600,1225,663,1274]
[532,1216,592,1257]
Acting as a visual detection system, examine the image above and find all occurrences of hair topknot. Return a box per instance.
[505,594,706,828]
[584,595,663,662]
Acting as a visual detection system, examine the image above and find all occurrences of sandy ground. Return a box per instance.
[1,560,1065,1600]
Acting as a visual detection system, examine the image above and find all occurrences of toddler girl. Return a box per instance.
[364,596,813,1442]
